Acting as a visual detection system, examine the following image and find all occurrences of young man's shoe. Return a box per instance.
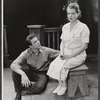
[14,93,21,100]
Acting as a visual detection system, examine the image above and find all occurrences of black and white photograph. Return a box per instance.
[3,0,98,100]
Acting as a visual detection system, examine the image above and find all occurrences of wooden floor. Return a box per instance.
[3,55,98,100]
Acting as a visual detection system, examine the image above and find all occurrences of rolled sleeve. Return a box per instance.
[60,26,64,40]
[60,31,63,40]
[81,25,90,43]
[10,50,28,71]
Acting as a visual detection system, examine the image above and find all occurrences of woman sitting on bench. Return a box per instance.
[47,2,90,96]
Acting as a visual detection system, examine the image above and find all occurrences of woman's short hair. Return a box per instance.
[26,34,36,43]
[67,2,81,19]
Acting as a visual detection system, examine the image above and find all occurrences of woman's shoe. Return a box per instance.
[53,85,62,94]
[57,86,67,95]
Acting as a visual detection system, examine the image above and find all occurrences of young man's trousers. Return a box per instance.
[12,68,49,95]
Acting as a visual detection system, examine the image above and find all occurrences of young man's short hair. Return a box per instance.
[26,34,36,43]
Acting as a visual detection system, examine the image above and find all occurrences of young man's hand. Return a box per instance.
[21,73,31,87]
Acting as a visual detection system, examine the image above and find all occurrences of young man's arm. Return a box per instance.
[10,49,31,87]
[48,47,60,59]
[10,50,27,71]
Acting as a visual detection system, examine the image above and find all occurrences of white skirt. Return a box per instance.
[47,53,86,80]
[47,55,67,80]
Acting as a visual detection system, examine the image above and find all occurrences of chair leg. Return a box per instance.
[68,76,78,97]
[78,75,89,96]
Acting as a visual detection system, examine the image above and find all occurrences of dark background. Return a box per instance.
[4,0,98,60]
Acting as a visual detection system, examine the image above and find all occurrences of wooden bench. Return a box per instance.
[68,64,89,97]
[22,64,89,100]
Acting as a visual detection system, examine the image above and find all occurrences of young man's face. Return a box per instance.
[30,37,41,49]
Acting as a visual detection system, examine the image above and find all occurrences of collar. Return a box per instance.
[28,47,43,55]
[35,48,43,55]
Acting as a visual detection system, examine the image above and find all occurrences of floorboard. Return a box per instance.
[3,56,98,100]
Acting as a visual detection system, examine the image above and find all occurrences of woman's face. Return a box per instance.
[67,8,79,22]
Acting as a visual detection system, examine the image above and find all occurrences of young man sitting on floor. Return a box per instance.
[10,34,60,100]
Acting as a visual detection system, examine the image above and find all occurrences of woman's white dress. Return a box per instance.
[47,20,90,80]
